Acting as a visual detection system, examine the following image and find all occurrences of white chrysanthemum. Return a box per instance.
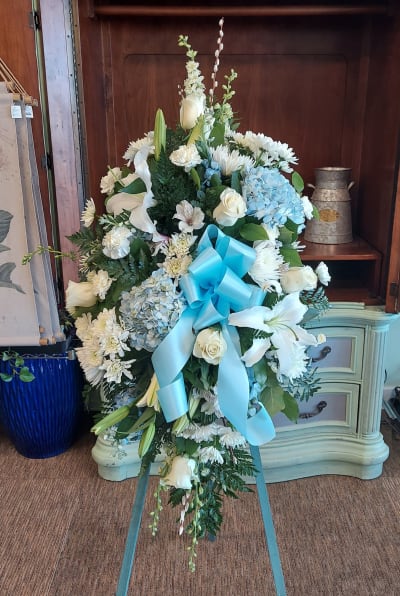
[102,225,133,259]
[164,232,196,258]
[178,422,222,442]
[210,145,254,176]
[173,200,205,232]
[219,429,247,449]
[123,133,154,166]
[76,344,104,386]
[198,446,224,464]
[87,269,113,300]
[74,312,93,342]
[100,167,122,195]
[163,255,192,279]
[100,357,135,384]
[81,198,96,227]
[248,240,284,292]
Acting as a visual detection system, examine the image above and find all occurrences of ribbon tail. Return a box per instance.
[218,326,276,446]
[151,309,197,422]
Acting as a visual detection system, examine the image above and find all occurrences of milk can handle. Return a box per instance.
[307,183,315,190]
[348,181,355,191]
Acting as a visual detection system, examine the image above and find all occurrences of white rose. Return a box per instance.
[180,94,205,129]
[102,226,133,259]
[162,455,196,490]
[169,144,202,172]
[315,261,331,286]
[213,188,247,227]
[280,266,318,293]
[193,327,227,365]
[65,280,97,315]
[100,167,122,195]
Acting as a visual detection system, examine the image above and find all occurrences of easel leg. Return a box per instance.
[250,444,287,596]
[116,465,151,596]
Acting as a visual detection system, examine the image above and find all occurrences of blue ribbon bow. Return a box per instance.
[151,225,276,446]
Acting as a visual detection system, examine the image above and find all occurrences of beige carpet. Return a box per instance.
[0,422,399,596]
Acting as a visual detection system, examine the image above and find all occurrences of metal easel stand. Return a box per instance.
[115,445,286,596]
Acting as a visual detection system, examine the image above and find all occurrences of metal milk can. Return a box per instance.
[304,167,354,244]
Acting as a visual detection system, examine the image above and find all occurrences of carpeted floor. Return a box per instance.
[0,421,399,596]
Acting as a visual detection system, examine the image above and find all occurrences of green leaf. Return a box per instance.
[0,372,12,382]
[239,223,268,242]
[280,246,303,267]
[209,121,225,147]
[278,226,296,245]
[230,170,241,193]
[252,359,269,386]
[260,384,285,416]
[127,407,156,433]
[281,392,300,422]
[292,171,304,194]
[190,167,201,189]
[118,178,146,195]
[18,367,35,382]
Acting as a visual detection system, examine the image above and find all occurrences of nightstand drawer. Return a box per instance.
[273,382,359,433]
[307,327,364,380]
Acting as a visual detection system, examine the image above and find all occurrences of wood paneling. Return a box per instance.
[75,2,400,310]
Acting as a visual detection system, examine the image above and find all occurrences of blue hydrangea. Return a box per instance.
[201,158,222,187]
[242,166,305,230]
[119,269,187,352]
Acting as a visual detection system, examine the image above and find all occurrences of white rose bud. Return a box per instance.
[180,94,205,129]
[193,327,227,365]
[65,280,97,315]
[280,266,318,294]
[162,455,196,490]
[213,188,247,227]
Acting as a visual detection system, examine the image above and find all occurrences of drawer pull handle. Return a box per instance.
[299,400,327,419]
[312,345,332,363]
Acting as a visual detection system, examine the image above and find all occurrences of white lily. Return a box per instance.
[136,373,160,411]
[229,292,319,377]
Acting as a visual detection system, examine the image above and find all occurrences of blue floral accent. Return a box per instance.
[242,167,305,230]
[120,269,187,351]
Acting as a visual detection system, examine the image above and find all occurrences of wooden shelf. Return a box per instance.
[301,236,382,263]
[92,4,391,18]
